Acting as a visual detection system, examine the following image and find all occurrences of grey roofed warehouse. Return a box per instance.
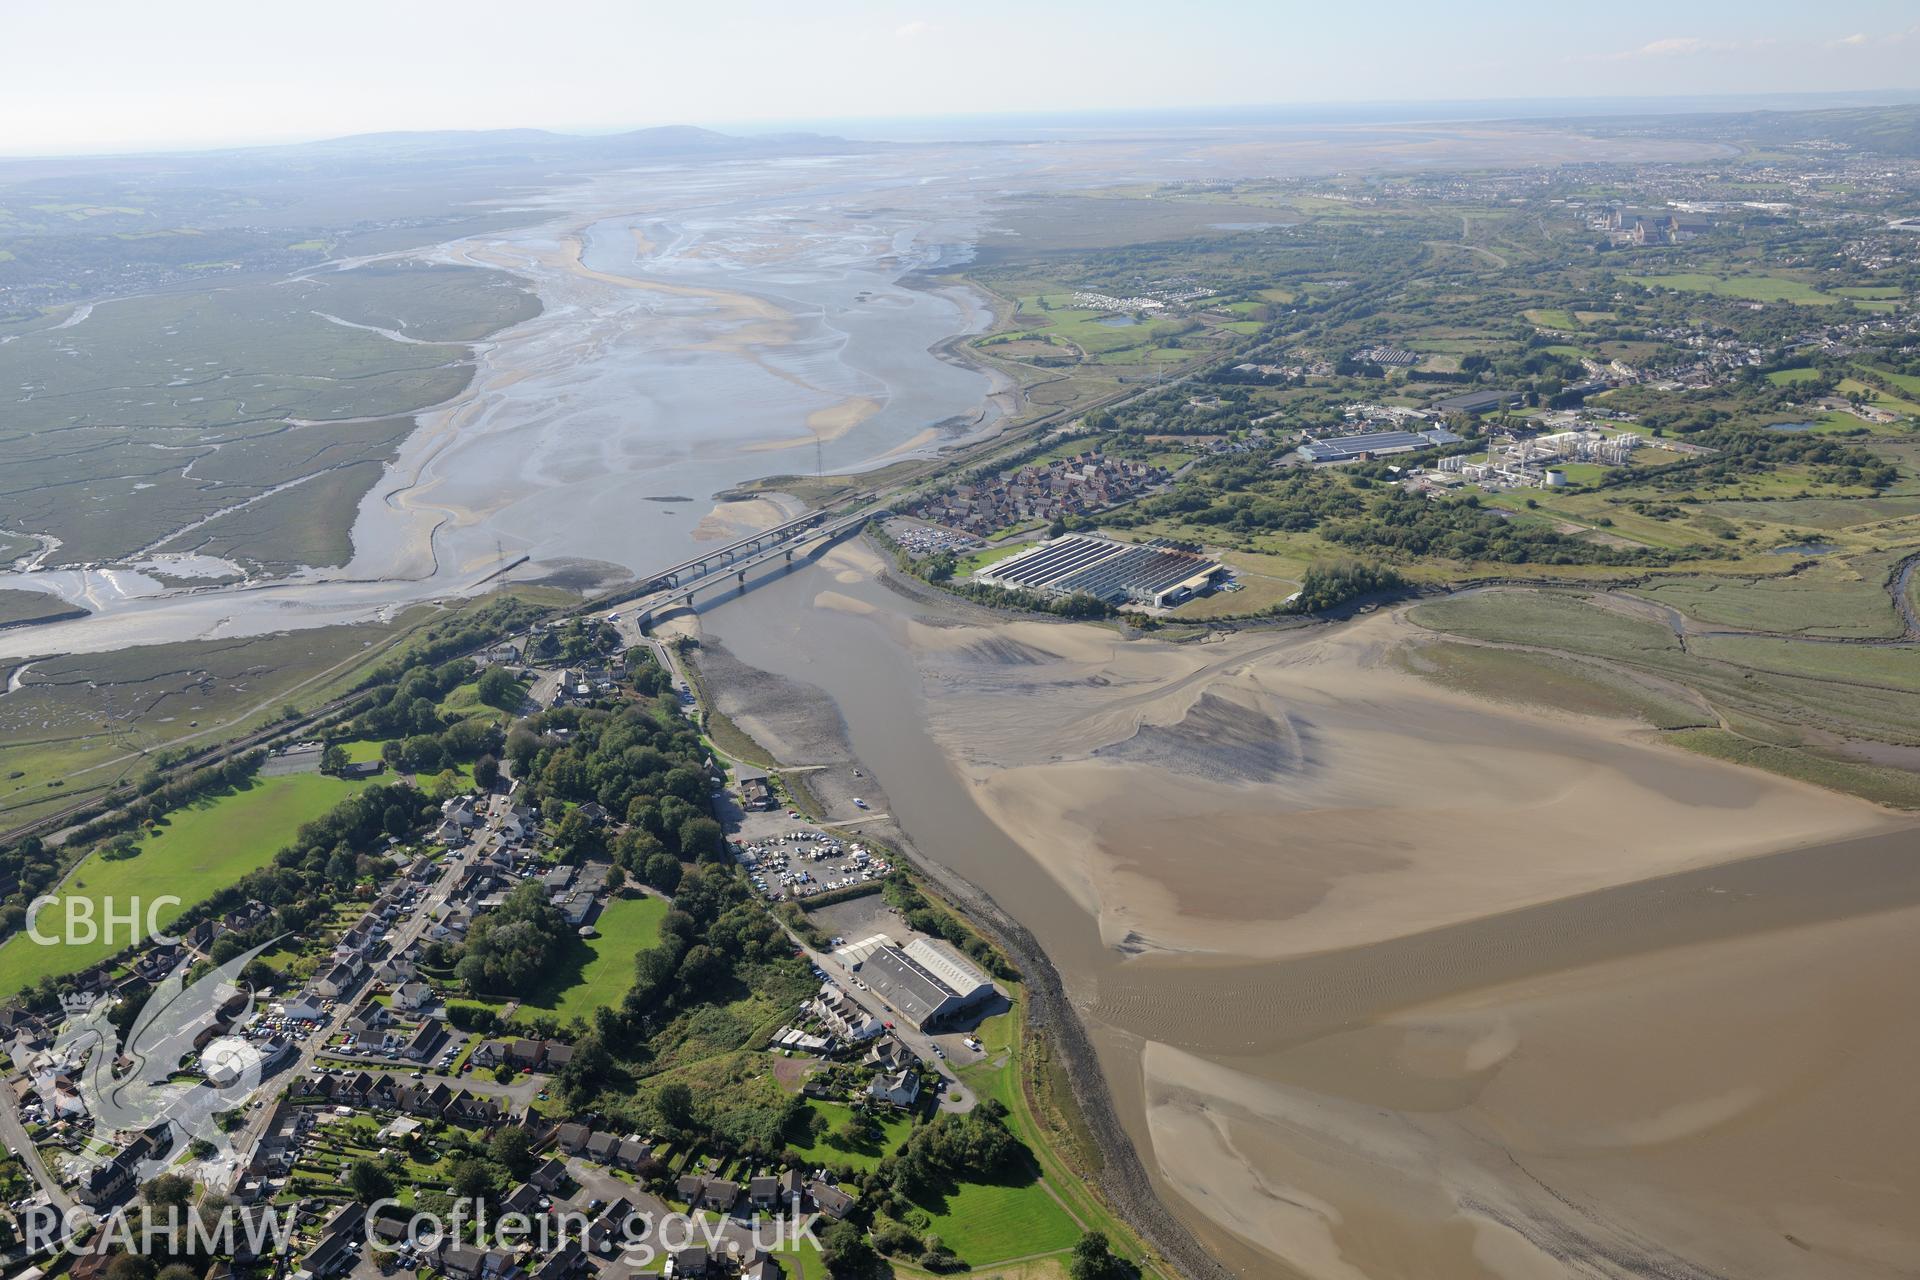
[1430,388,1525,415]
[834,934,996,1031]
[1297,427,1462,464]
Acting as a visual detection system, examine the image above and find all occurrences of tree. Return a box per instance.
[458,881,567,993]
[473,754,501,790]
[831,1111,873,1150]
[489,1125,536,1179]
[555,809,601,855]
[477,666,523,711]
[106,1255,155,1280]
[821,1219,879,1279]
[1069,1232,1138,1280]
[656,1081,697,1131]
[155,1266,199,1280]
[449,1158,497,1203]
[871,1221,920,1256]
[347,1159,395,1204]
[642,850,683,894]
[321,745,349,775]
[677,943,725,990]
[679,815,725,862]
[920,1235,961,1273]
[143,1173,194,1208]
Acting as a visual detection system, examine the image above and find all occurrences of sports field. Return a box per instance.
[0,772,363,995]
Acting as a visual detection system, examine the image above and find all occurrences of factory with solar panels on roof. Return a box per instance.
[972,534,1228,608]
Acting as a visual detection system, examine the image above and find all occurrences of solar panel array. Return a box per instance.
[983,535,1219,603]
[984,536,1120,589]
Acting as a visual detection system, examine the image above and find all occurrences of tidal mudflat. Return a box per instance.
[693,539,1920,1280]
[0,149,1013,658]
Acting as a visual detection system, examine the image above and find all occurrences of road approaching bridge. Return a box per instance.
[639,505,862,591]
[599,505,883,627]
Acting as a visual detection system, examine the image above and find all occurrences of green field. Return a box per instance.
[1523,307,1580,329]
[1766,366,1824,385]
[509,892,669,1025]
[0,772,364,994]
[949,993,1163,1276]
[786,1101,915,1173]
[1665,729,1920,809]
[909,1176,1083,1266]
[1864,365,1920,398]
[1620,272,1835,305]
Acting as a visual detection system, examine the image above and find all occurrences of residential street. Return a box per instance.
[0,1089,71,1211]
[225,785,510,1186]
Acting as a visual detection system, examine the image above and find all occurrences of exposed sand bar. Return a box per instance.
[694,542,1920,1280]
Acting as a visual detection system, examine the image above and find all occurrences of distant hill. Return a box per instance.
[264,124,791,161]
[0,123,859,184]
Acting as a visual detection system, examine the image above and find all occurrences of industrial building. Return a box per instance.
[1430,389,1525,415]
[974,534,1226,608]
[1297,427,1462,464]
[1436,425,1639,488]
[833,935,997,1031]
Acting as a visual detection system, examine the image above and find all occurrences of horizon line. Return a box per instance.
[5,86,1920,165]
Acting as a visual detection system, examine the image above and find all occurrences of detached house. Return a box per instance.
[867,1068,920,1109]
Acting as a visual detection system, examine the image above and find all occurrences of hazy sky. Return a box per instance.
[6,0,1920,154]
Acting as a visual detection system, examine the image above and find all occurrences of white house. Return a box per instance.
[284,991,327,1021]
[866,1069,920,1108]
